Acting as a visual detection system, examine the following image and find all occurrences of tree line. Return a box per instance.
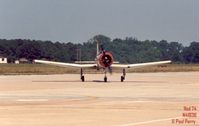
[0,35,198,63]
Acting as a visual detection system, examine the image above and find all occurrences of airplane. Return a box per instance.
[34,40,171,82]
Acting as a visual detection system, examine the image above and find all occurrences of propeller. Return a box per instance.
[100,44,113,74]
[102,53,112,74]
[108,66,112,74]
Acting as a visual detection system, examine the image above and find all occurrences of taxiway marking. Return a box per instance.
[16,99,49,102]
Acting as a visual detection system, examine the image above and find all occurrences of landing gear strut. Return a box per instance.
[121,69,126,82]
[80,68,85,82]
[104,70,107,82]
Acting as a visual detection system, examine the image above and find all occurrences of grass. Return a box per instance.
[0,63,199,75]
[0,64,78,75]
[127,64,199,73]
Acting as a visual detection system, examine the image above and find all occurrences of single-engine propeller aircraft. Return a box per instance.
[34,41,171,82]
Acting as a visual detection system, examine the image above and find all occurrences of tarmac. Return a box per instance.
[0,72,198,126]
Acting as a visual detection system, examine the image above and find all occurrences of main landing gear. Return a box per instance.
[80,68,126,82]
[121,69,126,82]
[80,68,85,82]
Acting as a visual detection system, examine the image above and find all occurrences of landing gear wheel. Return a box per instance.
[104,76,107,82]
[80,68,85,82]
[121,68,126,82]
[121,76,125,82]
[81,76,85,82]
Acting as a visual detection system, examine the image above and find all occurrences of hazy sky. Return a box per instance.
[0,0,198,45]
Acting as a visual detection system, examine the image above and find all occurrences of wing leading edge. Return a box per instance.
[35,59,171,69]
[34,60,97,68]
[111,60,171,68]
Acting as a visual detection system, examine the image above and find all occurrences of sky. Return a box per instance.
[0,0,199,45]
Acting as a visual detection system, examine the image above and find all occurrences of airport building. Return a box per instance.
[0,56,8,64]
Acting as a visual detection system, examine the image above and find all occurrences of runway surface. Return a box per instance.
[0,72,198,126]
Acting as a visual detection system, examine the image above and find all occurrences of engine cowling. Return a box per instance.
[97,51,113,68]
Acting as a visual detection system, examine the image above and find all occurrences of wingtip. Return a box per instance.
[33,59,37,62]
[163,60,172,63]
[167,60,172,63]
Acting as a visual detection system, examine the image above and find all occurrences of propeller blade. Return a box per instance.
[108,66,112,74]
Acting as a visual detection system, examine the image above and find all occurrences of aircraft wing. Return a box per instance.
[34,60,97,68]
[111,60,171,68]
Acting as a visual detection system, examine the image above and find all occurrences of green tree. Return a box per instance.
[183,42,199,63]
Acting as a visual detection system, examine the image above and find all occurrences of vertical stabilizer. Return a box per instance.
[96,39,99,56]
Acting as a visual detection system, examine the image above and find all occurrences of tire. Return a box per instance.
[121,76,124,82]
[81,76,85,82]
[104,77,107,82]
